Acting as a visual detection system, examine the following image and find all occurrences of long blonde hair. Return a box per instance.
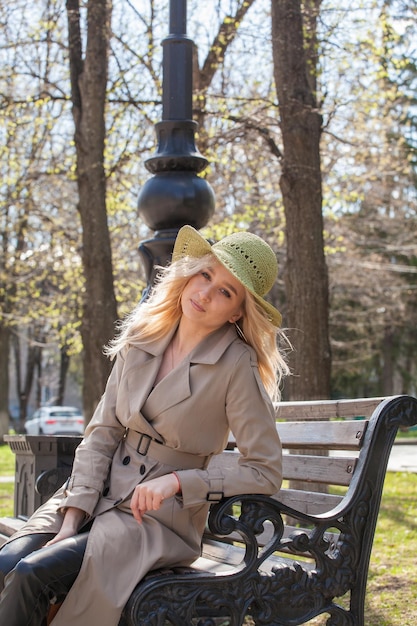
[105,254,290,399]
[238,295,290,400]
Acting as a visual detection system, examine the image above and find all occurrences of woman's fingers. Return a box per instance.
[44,529,75,546]
[130,474,178,523]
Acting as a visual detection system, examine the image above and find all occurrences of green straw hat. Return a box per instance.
[172,225,282,327]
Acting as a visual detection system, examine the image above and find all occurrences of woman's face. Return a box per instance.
[180,261,245,333]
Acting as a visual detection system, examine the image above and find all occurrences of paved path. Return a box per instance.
[387,442,417,473]
[329,441,417,473]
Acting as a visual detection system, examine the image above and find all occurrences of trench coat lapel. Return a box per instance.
[145,324,238,416]
[123,328,176,438]
[124,323,237,427]
[146,359,191,416]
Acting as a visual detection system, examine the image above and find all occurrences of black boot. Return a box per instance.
[0,533,88,626]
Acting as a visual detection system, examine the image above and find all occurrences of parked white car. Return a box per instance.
[25,406,85,436]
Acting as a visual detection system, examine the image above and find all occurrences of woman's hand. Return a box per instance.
[45,507,86,546]
[130,473,180,524]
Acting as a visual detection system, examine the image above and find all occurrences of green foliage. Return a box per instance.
[0,0,416,407]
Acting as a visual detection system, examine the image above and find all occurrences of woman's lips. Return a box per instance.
[191,299,205,312]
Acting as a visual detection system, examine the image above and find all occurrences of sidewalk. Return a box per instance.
[387,441,417,472]
[330,440,417,473]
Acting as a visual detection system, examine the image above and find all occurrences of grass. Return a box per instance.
[0,443,15,476]
[0,443,15,517]
[0,481,14,517]
[0,445,416,624]
[304,470,417,626]
[396,427,417,440]
[365,471,417,625]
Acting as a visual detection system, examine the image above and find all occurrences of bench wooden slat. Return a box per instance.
[282,454,357,486]
[211,449,357,486]
[273,488,343,514]
[0,517,26,547]
[275,397,384,420]
[228,419,368,450]
[277,420,367,449]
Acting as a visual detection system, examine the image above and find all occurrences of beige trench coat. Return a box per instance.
[5,324,282,626]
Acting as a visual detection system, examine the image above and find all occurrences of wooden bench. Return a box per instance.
[2,394,417,626]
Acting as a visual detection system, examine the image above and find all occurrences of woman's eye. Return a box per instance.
[220,288,231,298]
[201,271,210,280]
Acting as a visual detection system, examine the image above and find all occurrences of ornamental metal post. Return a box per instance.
[137,0,215,289]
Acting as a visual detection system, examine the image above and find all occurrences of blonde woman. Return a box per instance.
[0,225,289,626]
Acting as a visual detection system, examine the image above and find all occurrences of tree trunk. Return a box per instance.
[0,325,10,437]
[11,333,26,432]
[11,330,41,431]
[58,344,70,406]
[66,0,117,421]
[272,0,331,401]
[382,327,395,395]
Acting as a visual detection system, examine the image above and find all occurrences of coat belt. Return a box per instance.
[125,429,209,470]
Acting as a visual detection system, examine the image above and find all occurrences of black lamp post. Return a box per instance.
[137,0,215,288]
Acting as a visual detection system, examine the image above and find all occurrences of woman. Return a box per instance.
[0,225,290,626]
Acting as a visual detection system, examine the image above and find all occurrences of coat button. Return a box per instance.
[139,464,146,475]
[122,455,130,465]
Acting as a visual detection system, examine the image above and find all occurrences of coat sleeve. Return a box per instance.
[58,352,127,516]
[176,349,282,508]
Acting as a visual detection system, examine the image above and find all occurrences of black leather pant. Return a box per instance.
[0,531,88,626]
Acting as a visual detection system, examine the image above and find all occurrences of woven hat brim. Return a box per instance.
[172,226,282,327]
[172,225,213,262]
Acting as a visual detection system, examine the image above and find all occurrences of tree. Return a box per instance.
[66,0,118,420]
[324,0,417,397]
[271,0,331,400]
[1,0,416,428]
[0,0,88,435]
[192,0,257,150]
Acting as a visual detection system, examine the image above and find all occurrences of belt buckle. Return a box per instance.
[136,433,152,456]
